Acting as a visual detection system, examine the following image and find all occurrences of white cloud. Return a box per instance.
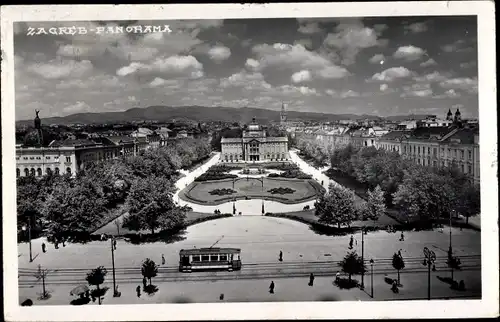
[294,39,313,49]
[434,89,461,99]
[460,61,477,69]
[380,84,389,91]
[340,90,360,98]
[322,20,387,65]
[245,58,261,71]
[393,45,426,61]
[402,83,433,97]
[62,101,92,114]
[278,85,318,96]
[405,22,428,33]
[298,22,322,34]
[208,46,231,62]
[26,59,93,80]
[291,70,312,83]
[413,71,449,83]
[371,67,414,82]
[369,54,385,64]
[251,43,350,79]
[420,58,437,67]
[439,77,478,93]
[220,71,271,91]
[325,89,337,96]
[116,55,204,79]
[149,77,183,88]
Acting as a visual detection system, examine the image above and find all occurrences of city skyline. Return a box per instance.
[14,16,478,121]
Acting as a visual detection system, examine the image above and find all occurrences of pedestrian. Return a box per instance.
[162,254,166,265]
[113,239,117,250]
[136,285,141,298]
[432,264,436,271]
[400,232,405,241]
[269,281,275,294]
[61,237,66,247]
[143,277,147,288]
[335,272,340,282]
[349,235,354,249]
[279,251,283,262]
[398,249,402,257]
[308,273,315,287]
[219,293,224,300]
[54,240,59,249]
[41,242,46,253]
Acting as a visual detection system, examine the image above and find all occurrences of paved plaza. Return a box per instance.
[19,216,481,305]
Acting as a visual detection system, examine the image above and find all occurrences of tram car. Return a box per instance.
[179,247,242,272]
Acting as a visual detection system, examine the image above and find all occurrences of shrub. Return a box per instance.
[209,188,237,196]
[268,187,296,195]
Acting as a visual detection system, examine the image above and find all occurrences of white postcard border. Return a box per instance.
[1,2,498,320]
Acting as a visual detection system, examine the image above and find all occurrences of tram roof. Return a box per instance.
[179,247,241,255]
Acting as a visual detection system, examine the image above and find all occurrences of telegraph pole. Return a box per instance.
[111,238,117,296]
[28,216,33,262]
[360,227,365,290]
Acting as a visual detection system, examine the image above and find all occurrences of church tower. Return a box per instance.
[454,108,462,123]
[446,108,453,121]
[280,102,288,125]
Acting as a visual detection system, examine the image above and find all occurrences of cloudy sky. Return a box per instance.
[14,16,478,121]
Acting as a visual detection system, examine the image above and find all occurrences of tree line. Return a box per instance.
[296,135,480,227]
[17,138,212,241]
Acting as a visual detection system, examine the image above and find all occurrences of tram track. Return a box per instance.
[19,255,481,287]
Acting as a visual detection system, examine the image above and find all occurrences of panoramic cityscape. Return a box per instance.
[13,16,483,306]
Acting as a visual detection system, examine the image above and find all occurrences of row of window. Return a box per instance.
[413,157,473,174]
[17,156,71,162]
[192,254,229,262]
[16,167,72,177]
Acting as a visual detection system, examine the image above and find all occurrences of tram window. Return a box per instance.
[210,255,218,261]
[201,255,210,262]
[192,256,200,262]
[220,255,228,261]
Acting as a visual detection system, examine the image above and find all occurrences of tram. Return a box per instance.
[179,247,242,272]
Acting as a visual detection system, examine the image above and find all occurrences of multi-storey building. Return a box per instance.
[221,117,289,162]
[16,113,155,178]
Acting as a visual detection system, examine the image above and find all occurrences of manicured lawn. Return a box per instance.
[181,177,322,205]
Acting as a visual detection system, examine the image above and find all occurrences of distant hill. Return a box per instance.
[15,105,430,126]
[16,105,386,126]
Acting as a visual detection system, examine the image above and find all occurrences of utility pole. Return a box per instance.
[111,238,117,297]
[449,210,454,281]
[370,259,374,298]
[360,227,365,290]
[423,247,436,300]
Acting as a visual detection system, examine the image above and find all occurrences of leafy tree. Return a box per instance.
[455,183,480,224]
[339,251,366,283]
[363,185,386,221]
[123,176,187,234]
[141,258,158,285]
[315,184,357,228]
[392,252,405,286]
[42,178,106,236]
[86,266,107,305]
[33,265,49,299]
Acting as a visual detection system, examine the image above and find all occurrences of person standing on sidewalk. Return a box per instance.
[279,251,283,262]
[136,285,141,298]
[41,242,46,253]
[308,273,315,286]
[269,281,275,294]
[162,254,166,265]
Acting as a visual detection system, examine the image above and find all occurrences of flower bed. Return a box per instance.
[209,188,237,196]
[267,187,296,195]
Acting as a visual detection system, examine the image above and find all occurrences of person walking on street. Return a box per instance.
[41,242,46,253]
[349,235,354,249]
[309,273,315,287]
[162,254,166,265]
[400,231,405,241]
[113,239,117,250]
[269,281,275,294]
[136,285,141,298]
[54,239,59,249]
[279,251,283,262]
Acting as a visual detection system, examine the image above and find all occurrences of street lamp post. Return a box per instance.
[360,227,365,290]
[22,217,33,262]
[422,247,436,300]
[111,238,117,297]
[449,210,454,281]
[370,259,374,298]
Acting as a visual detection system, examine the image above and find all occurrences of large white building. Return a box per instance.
[221,117,289,162]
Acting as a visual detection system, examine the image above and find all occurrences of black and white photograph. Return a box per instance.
[1,2,498,321]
